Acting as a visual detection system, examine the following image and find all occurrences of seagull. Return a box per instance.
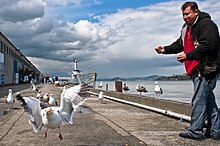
[16,84,86,141]
[54,81,60,86]
[154,81,163,99]
[36,90,43,99]
[98,91,104,104]
[122,83,130,92]
[98,81,103,88]
[35,90,48,109]
[30,79,34,88]
[6,89,15,109]
[48,94,58,106]
[136,84,148,95]
[32,84,39,92]
[43,93,49,103]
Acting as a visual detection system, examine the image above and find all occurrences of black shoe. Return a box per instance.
[212,133,220,140]
[204,131,211,139]
[179,132,205,141]
[205,130,220,140]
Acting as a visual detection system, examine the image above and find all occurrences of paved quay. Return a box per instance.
[0,84,220,146]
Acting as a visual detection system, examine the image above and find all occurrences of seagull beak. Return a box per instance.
[46,108,54,114]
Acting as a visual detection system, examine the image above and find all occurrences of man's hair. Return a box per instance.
[181,1,199,11]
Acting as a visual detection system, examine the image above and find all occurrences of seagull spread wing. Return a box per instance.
[16,94,43,132]
[65,84,82,94]
[59,84,86,124]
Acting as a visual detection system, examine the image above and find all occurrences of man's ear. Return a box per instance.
[194,9,199,16]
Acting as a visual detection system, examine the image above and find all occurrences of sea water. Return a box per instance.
[96,80,220,107]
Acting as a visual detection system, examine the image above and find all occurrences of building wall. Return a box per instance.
[0,32,42,85]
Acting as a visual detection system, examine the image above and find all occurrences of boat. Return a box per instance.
[69,59,97,87]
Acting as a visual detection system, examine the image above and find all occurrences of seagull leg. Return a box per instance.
[58,127,63,141]
[45,128,49,139]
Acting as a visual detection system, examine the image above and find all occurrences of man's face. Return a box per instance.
[182,6,198,26]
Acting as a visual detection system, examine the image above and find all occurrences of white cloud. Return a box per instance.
[0,0,45,22]
[1,0,220,78]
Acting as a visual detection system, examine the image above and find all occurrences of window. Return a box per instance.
[3,44,6,52]
[0,42,2,50]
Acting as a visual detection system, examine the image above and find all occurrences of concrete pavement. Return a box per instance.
[0,84,220,146]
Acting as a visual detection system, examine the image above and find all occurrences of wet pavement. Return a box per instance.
[0,83,220,146]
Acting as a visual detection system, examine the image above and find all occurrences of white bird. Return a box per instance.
[16,84,86,141]
[32,84,39,92]
[66,84,82,94]
[35,90,48,109]
[48,94,58,106]
[98,91,104,104]
[136,84,148,95]
[54,81,60,86]
[122,83,130,92]
[6,89,15,109]
[154,81,163,99]
[36,90,43,99]
[98,81,103,88]
[43,93,49,103]
[30,79,34,88]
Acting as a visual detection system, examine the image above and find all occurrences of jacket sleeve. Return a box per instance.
[163,36,184,54]
[186,20,219,60]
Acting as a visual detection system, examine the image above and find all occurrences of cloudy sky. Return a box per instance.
[0,0,220,79]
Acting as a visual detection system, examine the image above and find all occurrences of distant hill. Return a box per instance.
[97,75,160,81]
[156,74,190,81]
[97,74,191,81]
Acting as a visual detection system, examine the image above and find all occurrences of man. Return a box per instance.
[155,1,220,140]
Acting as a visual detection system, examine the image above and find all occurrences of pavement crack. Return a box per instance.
[0,110,19,127]
[95,112,131,137]
[0,110,25,142]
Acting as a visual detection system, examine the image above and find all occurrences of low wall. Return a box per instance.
[89,88,192,117]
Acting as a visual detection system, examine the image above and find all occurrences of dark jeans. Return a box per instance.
[188,71,220,138]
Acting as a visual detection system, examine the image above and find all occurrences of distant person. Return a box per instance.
[28,73,33,83]
[155,1,220,140]
[44,78,46,84]
[55,75,59,81]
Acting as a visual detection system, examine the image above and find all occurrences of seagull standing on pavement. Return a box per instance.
[154,81,163,99]
[36,90,43,99]
[43,93,49,103]
[48,94,58,106]
[98,91,104,104]
[136,84,148,95]
[6,89,15,109]
[122,83,130,92]
[16,84,86,141]
[32,83,39,92]
[98,81,103,88]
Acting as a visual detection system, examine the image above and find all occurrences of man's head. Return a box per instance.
[181,2,199,26]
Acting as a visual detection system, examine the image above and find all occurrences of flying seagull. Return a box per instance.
[16,84,86,141]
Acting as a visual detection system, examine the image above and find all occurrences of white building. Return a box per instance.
[0,32,42,85]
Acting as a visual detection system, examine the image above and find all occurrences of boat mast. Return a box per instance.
[73,58,78,70]
[72,58,81,84]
